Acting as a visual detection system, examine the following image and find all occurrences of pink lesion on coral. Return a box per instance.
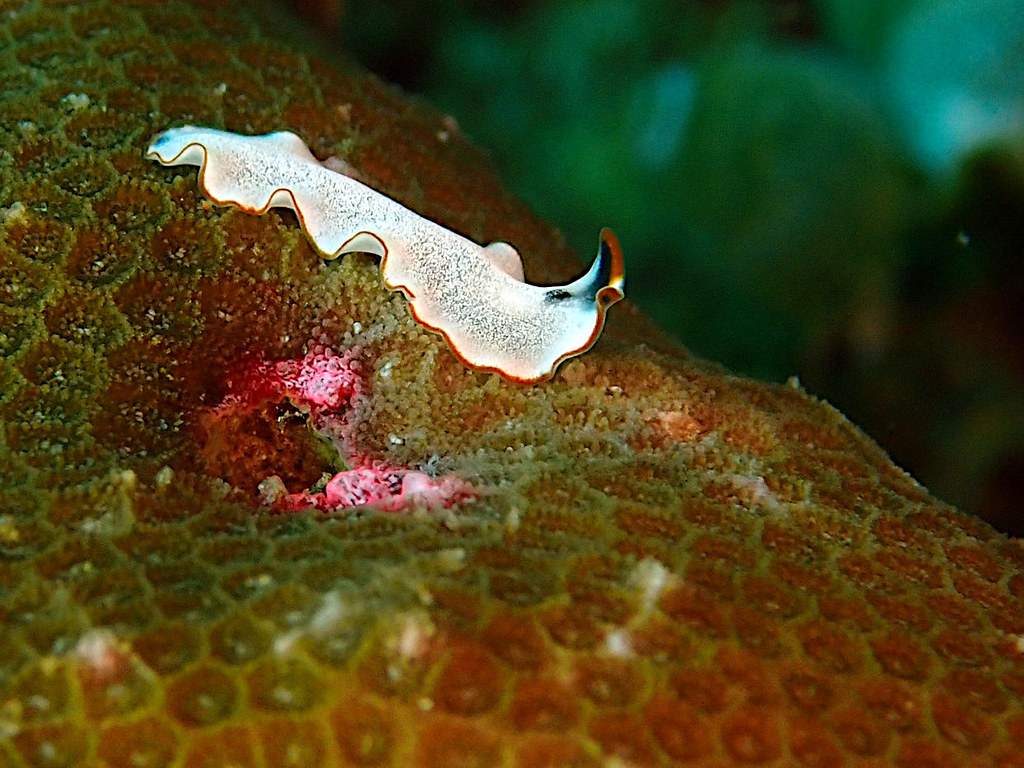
[211,345,476,512]
[216,345,363,412]
[280,464,476,513]
[275,346,362,409]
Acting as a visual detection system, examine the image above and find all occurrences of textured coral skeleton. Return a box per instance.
[146,126,625,383]
[2,1,1024,767]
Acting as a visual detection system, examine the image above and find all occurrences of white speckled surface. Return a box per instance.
[146,127,624,382]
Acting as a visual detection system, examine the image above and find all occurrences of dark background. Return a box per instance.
[277,0,1024,535]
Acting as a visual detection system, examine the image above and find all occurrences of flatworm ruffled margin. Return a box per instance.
[145,127,624,383]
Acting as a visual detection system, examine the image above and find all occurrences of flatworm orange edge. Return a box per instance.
[145,127,625,383]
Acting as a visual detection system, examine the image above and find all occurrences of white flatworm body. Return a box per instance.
[145,127,624,383]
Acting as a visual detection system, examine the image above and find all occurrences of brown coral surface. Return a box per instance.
[2,1,1024,766]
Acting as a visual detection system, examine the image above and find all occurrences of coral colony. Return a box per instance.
[145,127,625,383]
[8,6,1024,766]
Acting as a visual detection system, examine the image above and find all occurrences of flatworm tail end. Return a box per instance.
[597,227,625,306]
[565,227,626,308]
[514,227,625,383]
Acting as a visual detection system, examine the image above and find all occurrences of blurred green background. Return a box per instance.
[281,0,1024,535]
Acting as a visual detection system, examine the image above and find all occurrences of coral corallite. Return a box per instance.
[1,0,1024,766]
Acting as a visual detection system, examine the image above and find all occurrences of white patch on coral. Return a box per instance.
[72,630,123,676]
[77,470,137,537]
[258,475,288,505]
[379,610,435,685]
[604,628,634,658]
[307,591,351,636]
[60,93,90,109]
[629,557,674,616]
[274,590,354,656]
[154,465,174,490]
[505,505,521,532]
[393,612,432,659]
[1,201,26,224]
[398,471,463,509]
[726,473,780,511]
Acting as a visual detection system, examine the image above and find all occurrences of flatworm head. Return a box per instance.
[145,127,625,383]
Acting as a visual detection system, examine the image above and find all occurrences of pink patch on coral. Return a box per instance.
[216,344,475,513]
[397,471,475,509]
[280,465,476,513]
[326,466,400,506]
[216,346,362,413]
[275,346,361,409]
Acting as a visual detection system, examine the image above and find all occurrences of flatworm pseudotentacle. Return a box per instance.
[145,127,625,383]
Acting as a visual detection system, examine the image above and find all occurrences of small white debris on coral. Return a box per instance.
[505,505,521,532]
[376,610,435,685]
[257,475,288,505]
[244,572,275,594]
[274,590,354,656]
[77,470,137,537]
[72,630,124,677]
[655,409,704,442]
[604,628,634,658]
[1,201,26,224]
[391,611,433,660]
[724,472,780,511]
[629,557,674,616]
[438,114,460,143]
[60,93,90,109]
[595,559,680,661]
[154,465,174,490]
